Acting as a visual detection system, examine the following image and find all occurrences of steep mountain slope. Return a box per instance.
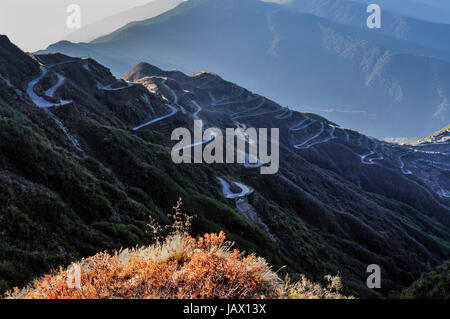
[41,0,449,139]
[64,0,184,43]
[1,35,449,298]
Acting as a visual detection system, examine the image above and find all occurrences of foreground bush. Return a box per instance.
[4,232,349,299]
[401,262,449,299]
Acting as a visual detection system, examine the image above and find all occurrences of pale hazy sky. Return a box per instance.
[0,0,152,51]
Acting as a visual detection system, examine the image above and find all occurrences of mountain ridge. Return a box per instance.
[64,0,185,44]
[40,0,450,138]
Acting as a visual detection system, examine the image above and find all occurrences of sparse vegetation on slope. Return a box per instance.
[401,262,449,299]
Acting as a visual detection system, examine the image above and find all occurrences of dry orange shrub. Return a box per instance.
[5,232,283,299]
[5,231,350,299]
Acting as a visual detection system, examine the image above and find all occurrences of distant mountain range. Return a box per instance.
[1,34,449,297]
[41,0,449,139]
[287,0,450,58]
[64,0,184,43]
[351,0,450,25]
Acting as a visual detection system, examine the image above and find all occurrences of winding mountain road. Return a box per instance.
[133,104,178,131]
[25,61,87,152]
[160,79,186,114]
[192,100,202,120]
[216,177,253,199]
[235,105,283,119]
[290,118,316,132]
[44,73,66,98]
[172,131,217,152]
[294,123,338,150]
[289,118,308,131]
[359,141,385,165]
[293,122,324,149]
[240,150,264,168]
[97,79,133,91]
[208,88,245,106]
[274,108,292,120]
[342,129,350,142]
[230,97,266,119]
[398,152,413,174]
[26,66,72,107]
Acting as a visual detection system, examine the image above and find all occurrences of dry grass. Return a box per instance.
[4,232,351,299]
[285,274,350,299]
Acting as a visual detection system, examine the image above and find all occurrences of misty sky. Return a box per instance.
[0,0,151,51]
